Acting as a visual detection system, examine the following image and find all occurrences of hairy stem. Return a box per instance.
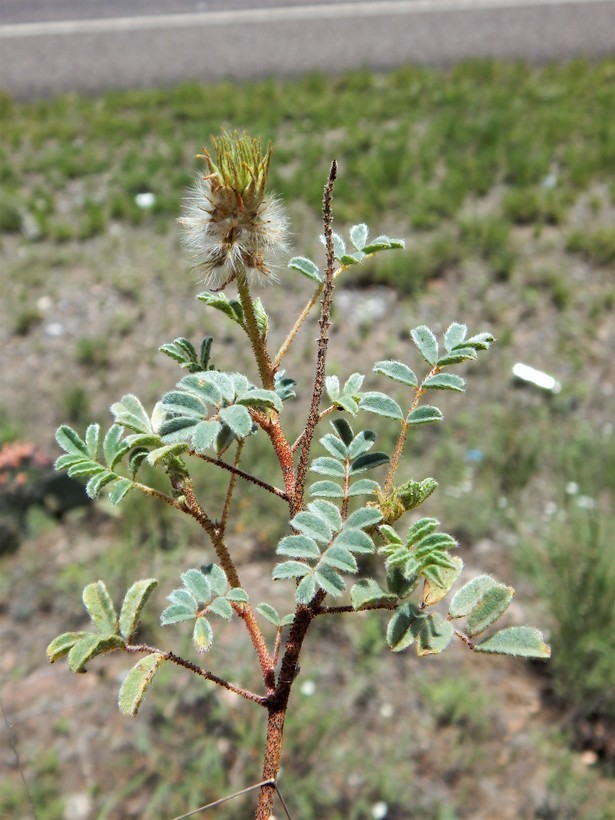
[237,273,275,390]
[234,604,276,693]
[295,160,338,509]
[126,644,266,705]
[250,408,296,503]
[132,481,183,510]
[182,481,242,588]
[256,604,314,818]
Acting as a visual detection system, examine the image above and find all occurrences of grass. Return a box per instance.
[2,59,614,254]
[519,428,615,721]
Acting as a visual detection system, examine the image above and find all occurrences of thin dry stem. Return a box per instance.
[291,405,336,453]
[132,481,183,510]
[234,604,276,692]
[126,644,266,704]
[383,363,440,493]
[220,440,244,533]
[192,449,288,502]
[273,282,324,367]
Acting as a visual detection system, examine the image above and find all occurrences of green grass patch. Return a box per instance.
[2,59,614,253]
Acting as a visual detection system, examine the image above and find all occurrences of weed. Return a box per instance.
[13,306,42,336]
[566,228,615,267]
[61,386,90,423]
[75,335,111,368]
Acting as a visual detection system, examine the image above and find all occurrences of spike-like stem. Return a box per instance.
[295,161,338,508]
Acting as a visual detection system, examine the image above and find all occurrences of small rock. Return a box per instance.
[64,792,93,820]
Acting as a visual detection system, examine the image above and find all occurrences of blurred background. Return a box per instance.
[1,1,614,818]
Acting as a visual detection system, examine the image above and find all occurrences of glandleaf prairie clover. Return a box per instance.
[48,132,549,820]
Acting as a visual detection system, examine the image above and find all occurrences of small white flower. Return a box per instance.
[371,800,388,819]
[300,679,316,696]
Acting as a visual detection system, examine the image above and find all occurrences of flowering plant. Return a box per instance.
[47,133,549,818]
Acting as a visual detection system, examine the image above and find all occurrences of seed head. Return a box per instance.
[179,132,288,290]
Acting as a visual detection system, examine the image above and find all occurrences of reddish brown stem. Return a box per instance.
[192,449,288,502]
[126,644,266,705]
[295,161,337,511]
[234,604,276,693]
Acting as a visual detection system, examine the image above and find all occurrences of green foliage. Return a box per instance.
[160,336,215,373]
[55,423,135,502]
[119,653,164,716]
[273,501,382,604]
[161,564,248,652]
[308,420,386,500]
[44,138,551,817]
[521,503,615,715]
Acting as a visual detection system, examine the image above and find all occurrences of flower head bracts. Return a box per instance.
[179,132,288,289]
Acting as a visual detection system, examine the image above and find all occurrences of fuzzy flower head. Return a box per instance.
[179,132,288,290]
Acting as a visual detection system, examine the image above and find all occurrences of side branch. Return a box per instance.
[295,160,338,509]
[126,644,267,705]
[191,450,289,502]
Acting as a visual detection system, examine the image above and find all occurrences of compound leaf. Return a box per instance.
[351,579,397,610]
[256,603,281,627]
[423,373,466,393]
[277,535,321,560]
[181,569,212,604]
[444,322,467,352]
[416,612,455,656]
[349,223,369,250]
[386,603,421,652]
[288,256,323,283]
[193,618,214,652]
[272,561,311,580]
[68,634,125,674]
[448,575,498,619]
[359,392,403,420]
[407,406,443,425]
[47,631,90,663]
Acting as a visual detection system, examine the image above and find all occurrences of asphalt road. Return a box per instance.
[1,0,614,99]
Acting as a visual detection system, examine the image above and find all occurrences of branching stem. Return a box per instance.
[182,480,241,588]
[126,644,266,705]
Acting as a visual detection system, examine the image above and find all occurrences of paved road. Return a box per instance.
[1,0,614,99]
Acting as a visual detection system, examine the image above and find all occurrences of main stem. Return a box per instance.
[255,161,338,819]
